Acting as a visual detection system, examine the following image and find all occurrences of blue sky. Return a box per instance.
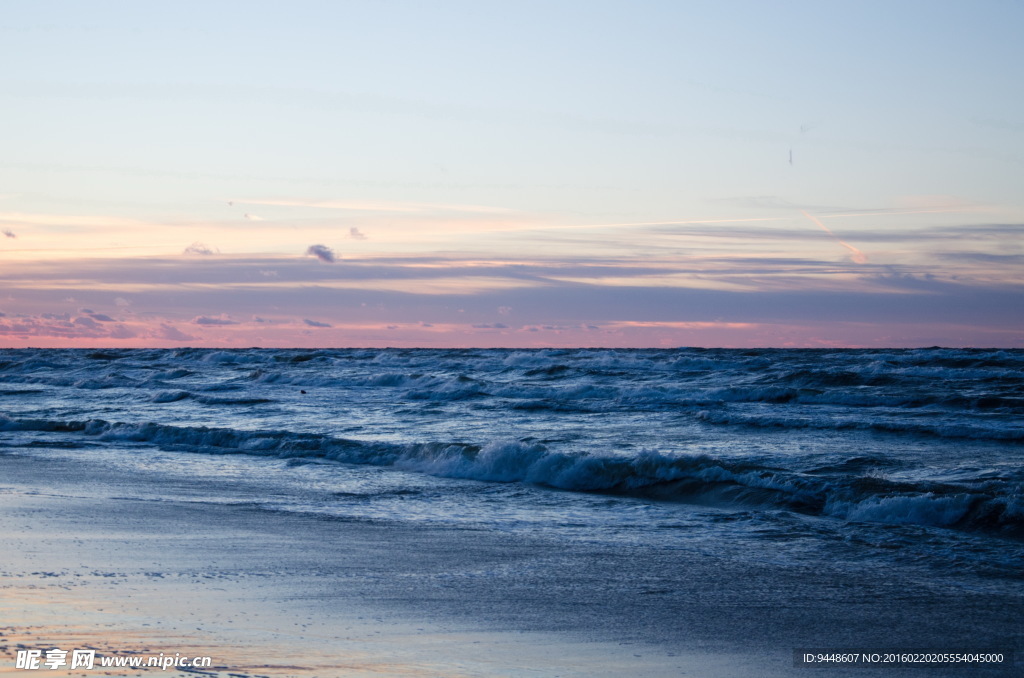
[1,0,1022,347]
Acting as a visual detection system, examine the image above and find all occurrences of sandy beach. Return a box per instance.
[0,449,740,677]
[1,447,1020,678]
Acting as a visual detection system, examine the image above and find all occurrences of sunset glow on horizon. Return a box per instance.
[2,1,1021,348]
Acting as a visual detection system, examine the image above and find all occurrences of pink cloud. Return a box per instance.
[152,324,195,342]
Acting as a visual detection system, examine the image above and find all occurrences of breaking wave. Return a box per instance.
[2,414,1020,537]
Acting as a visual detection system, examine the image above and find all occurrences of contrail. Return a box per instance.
[801,210,867,264]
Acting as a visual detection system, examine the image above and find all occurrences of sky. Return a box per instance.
[1,0,1022,348]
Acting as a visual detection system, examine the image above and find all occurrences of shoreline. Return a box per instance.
[1,449,1021,677]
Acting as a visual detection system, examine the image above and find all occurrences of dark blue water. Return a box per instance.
[2,347,1022,589]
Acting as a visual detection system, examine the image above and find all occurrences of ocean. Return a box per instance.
[2,347,1021,587]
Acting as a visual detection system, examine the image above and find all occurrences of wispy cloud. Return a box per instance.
[0,313,138,343]
[0,212,151,229]
[153,324,195,342]
[192,315,237,326]
[235,197,515,215]
[183,242,217,255]
[349,227,367,240]
[0,208,1019,348]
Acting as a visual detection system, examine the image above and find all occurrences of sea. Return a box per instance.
[2,347,1022,592]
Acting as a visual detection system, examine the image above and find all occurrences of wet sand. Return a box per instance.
[1,450,1020,677]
